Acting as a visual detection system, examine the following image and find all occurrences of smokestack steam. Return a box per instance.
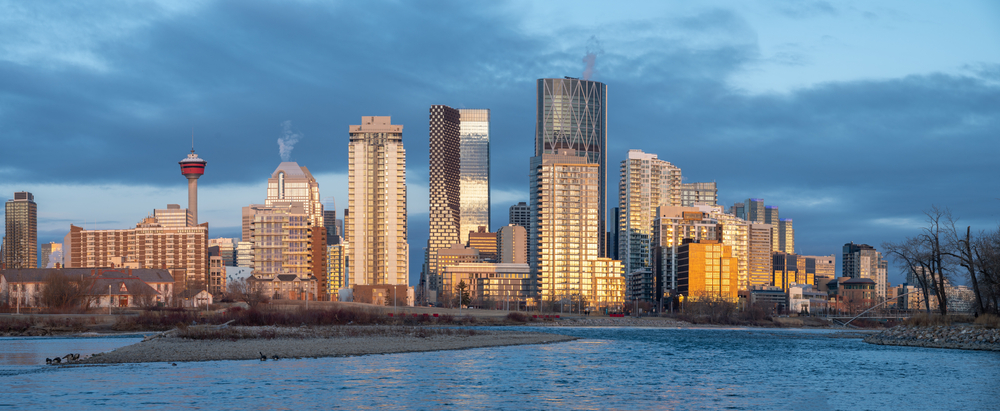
[278,120,302,161]
[582,35,604,81]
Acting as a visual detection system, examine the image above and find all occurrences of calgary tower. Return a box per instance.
[179,148,207,225]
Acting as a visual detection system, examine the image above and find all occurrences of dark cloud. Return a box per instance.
[2,1,998,286]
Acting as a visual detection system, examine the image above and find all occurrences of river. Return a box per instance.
[1,327,997,410]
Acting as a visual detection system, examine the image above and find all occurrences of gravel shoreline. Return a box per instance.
[77,326,577,364]
[864,325,1000,351]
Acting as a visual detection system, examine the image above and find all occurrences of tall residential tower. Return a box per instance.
[4,192,37,269]
[347,116,408,286]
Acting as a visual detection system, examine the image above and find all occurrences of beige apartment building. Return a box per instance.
[347,116,408,287]
[748,223,774,288]
[530,150,624,308]
[4,192,37,269]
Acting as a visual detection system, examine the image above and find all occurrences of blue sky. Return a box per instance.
[2,0,999,286]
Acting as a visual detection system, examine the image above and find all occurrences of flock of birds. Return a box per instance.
[45,354,80,364]
[260,352,281,361]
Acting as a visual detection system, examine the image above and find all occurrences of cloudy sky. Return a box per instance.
[2,0,999,286]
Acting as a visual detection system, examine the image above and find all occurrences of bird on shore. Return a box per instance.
[171,363,178,366]
[45,358,52,365]
[52,357,61,364]
[271,355,280,360]
[259,352,267,361]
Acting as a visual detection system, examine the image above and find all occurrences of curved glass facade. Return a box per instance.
[458,109,490,244]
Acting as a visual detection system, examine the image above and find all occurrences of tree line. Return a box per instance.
[882,206,1000,316]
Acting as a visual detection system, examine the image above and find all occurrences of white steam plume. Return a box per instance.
[582,35,604,81]
[46,249,63,268]
[278,120,302,161]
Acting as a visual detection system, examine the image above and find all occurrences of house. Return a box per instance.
[177,289,213,308]
[0,268,174,309]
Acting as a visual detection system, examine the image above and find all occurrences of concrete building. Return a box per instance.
[842,242,889,300]
[265,162,323,224]
[244,202,326,300]
[497,224,527,264]
[442,263,531,309]
[236,241,252,268]
[509,202,530,230]
[801,254,836,291]
[458,108,491,244]
[208,238,237,266]
[530,150,624,307]
[467,226,497,262]
[40,242,62,269]
[426,105,462,294]
[208,254,225,295]
[680,182,717,207]
[4,192,37,269]
[178,149,207,225]
[63,217,208,296]
[779,218,794,254]
[652,207,720,303]
[677,240,738,302]
[618,149,682,302]
[535,78,608,257]
[765,206,780,252]
[748,223,773,288]
[347,116,409,288]
[154,204,194,228]
[702,206,750,291]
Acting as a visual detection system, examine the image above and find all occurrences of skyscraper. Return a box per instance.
[40,242,62,268]
[458,108,490,244]
[536,77,608,256]
[179,150,207,225]
[778,218,794,254]
[765,206,780,252]
[745,198,765,223]
[427,105,462,293]
[498,224,527,264]
[748,223,773,288]
[4,192,37,269]
[618,149,681,299]
[265,162,323,225]
[347,116,408,286]
[530,150,623,306]
[842,242,889,300]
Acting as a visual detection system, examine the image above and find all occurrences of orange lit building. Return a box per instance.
[677,239,738,302]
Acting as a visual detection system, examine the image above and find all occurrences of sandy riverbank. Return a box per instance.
[77,325,576,364]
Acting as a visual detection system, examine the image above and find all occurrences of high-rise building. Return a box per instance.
[680,182,718,207]
[323,201,339,245]
[498,224,527,264]
[178,150,207,225]
[745,198,765,223]
[748,223,773,288]
[347,116,408,287]
[426,105,462,293]
[618,149,681,299]
[236,241,253,268]
[801,254,836,291]
[652,207,720,302]
[609,207,620,261]
[772,252,812,291]
[530,150,623,305]
[677,240,738,302]
[702,205,750,292]
[778,218,794,254]
[731,202,746,220]
[765,206,780,252]
[458,108,490,244]
[154,204,194,228]
[509,202,530,229]
[842,242,889,300]
[535,77,608,257]
[326,242,346,296]
[4,192,37,269]
[265,162,323,225]
[40,242,62,268]
[467,226,498,262]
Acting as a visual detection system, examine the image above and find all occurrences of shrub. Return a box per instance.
[506,312,529,322]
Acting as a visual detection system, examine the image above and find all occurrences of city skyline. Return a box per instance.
[2,1,999,287]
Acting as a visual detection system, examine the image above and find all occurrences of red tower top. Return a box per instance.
[179,149,207,176]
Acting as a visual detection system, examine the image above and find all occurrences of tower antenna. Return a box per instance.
[191,128,195,153]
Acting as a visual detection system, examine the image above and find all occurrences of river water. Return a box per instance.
[1,327,997,410]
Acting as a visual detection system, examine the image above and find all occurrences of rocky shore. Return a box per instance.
[77,325,576,364]
[864,325,1000,351]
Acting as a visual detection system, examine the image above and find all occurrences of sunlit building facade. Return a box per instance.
[153,204,194,228]
[842,242,889,300]
[458,108,490,244]
[467,226,497,261]
[498,224,527,264]
[326,242,346,296]
[535,78,608,257]
[618,149,681,300]
[677,240,738,302]
[266,162,324,226]
[748,223,773,288]
[779,218,794,254]
[652,207,720,302]
[802,254,836,291]
[703,205,750,291]
[348,116,408,287]
[530,151,623,307]
[4,192,37,269]
[40,242,62,269]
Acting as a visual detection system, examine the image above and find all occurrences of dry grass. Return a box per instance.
[974,314,1000,329]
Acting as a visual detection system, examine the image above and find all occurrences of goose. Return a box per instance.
[52,357,61,364]
[74,354,80,361]
[271,355,280,360]
[45,358,52,365]
[259,352,267,361]
[171,363,178,366]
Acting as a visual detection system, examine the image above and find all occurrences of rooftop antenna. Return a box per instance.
[191,128,195,153]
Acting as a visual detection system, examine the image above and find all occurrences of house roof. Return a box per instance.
[87,278,160,297]
[0,268,173,283]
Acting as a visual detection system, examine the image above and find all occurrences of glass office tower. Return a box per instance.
[458,109,490,244]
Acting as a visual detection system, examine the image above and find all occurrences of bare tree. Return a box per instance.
[228,277,269,308]
[882,207,953,315]
[40,272,94,313]
[973,226,1000,313]
[944,220,986,314]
